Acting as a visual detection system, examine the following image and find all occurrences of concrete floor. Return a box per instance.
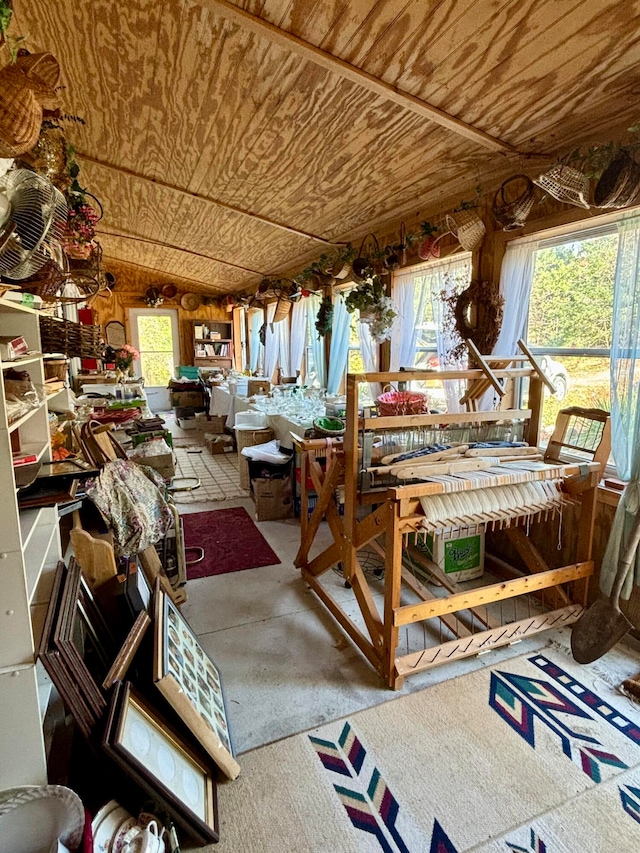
[168,420,640,757]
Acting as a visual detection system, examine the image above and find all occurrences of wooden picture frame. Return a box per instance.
[37,562,96,738]
[103,681,219,845]
[153,581,240,781]
[102,611,151,690]
[53,558,108,717]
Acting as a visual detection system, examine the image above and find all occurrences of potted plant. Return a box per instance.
[344,275,397,342]
[114,343,139,380]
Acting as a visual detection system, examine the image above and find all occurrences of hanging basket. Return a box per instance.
[273,294,292,323]
[352,233,379,281]
[491,174,536,231]
[445,209,486,252]
[594,152,640,209]
[1,53,61,103]
[0,75,42,157]
[533,164,590,209]
[375,389,429,417]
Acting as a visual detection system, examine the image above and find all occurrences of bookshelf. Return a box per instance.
[192,320,234,369]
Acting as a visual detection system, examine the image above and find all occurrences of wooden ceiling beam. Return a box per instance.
[201,0,519,156]
[79,154,343,246]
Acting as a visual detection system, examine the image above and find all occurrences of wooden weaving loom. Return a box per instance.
[294,365,609,689]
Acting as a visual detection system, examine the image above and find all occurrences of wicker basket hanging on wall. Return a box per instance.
[492,175,536,231]
[445,209,486,252]
[0,52,60,158]
[593,152,640,209]
[273,292,292,323]
[534,164,590,209]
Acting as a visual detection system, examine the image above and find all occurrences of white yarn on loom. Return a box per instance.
[419,479,564,532]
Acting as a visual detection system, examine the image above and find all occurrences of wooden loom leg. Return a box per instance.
[384,500,404,689]
[574,479,598,607]
[295,456,343,568]
[307,457,385,651]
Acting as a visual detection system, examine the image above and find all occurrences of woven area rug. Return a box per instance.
[172,447,247,503]
[211,649,640,852]
[182,507,280,578]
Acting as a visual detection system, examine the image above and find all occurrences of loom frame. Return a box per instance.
[294,367,602,690]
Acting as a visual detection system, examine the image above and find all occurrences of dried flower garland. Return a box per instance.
[442,278,504,361]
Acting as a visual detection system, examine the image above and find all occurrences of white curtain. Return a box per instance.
[306,294,326,388]
[249,308,264,373]
[289,298,307,376]
[390,268,429,370]
[600,214,640,597]
[263,303,278,381]
[493,242,537,356]
[327,294,351,395]
[359,318,381,399]
[274,312,291,378]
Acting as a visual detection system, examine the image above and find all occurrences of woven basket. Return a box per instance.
[445,209,486,251]
[20,259,66,301]
[533,164,590,209]
[0,75,41,156]
[492,174,535,230]
[1,53,61,102]
[376,389,429,417]
[594,152,640,209]
[273,294,291,323]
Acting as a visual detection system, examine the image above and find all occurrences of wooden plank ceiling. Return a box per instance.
[13,0,640,293]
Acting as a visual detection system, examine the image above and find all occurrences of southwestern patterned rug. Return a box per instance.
[212,648,640,852]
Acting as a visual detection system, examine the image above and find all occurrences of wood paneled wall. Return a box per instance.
[90,259,229,365]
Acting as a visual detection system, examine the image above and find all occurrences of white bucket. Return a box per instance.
[234,410,268,430]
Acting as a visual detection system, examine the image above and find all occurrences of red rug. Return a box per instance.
[181,507,281,579]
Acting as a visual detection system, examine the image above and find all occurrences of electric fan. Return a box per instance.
[0,168,67,281]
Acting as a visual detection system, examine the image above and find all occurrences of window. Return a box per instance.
[525,227,617,442]
[130,309,179,387]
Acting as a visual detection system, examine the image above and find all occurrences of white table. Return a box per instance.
[208,385,316,448]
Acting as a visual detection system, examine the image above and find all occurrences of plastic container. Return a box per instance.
[234,411,268,430]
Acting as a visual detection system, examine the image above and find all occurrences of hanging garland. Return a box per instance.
[315,295,333,337]
[443,279,504,361]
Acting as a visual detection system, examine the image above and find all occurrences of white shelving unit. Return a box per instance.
[0,298,61,787]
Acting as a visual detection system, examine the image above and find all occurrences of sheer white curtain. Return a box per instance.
[359,318,381,398]
[289,298,307,376]
[306,294,326,388]
[263,303,278,381]
[274,312,291,378]
[249,308,264,373]
[327,294,351,395]
[429,256,472,411]
[390,268,429,370]
[493,242,538,355]
[600,214,640,597]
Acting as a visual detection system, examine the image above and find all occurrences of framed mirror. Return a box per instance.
[105,320,127,349]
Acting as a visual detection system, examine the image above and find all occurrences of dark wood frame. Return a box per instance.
[103,681,219,845]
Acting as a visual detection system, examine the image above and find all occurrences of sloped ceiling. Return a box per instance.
[13,0,640,293]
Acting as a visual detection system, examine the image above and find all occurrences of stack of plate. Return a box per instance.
[92,800,134,853]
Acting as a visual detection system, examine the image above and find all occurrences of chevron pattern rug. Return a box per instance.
[212,648,640,853]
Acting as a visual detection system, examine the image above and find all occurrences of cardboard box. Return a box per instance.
[134,451,176,480]
[171,390,204,408]
[410,529,484,582]
[247,379,271,396]
[251,476,294,521]
[205,433,234,454]
[207,415,227,434]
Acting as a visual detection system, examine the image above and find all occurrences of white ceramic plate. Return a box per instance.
[0,785,84,853]
[92,804,133,853]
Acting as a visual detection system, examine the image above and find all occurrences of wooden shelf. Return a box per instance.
[195,338,232,343]
[25,520,58,603]
[1,353,43,369]
[0,298,40,316]
[8,400,46,435]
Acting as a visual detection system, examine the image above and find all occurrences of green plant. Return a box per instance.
[344,275,397,342]
[0,0,12,37]
[315,295,333,337]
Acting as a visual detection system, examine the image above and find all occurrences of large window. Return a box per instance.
[130,309,179,387]
[526,227,617,440]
